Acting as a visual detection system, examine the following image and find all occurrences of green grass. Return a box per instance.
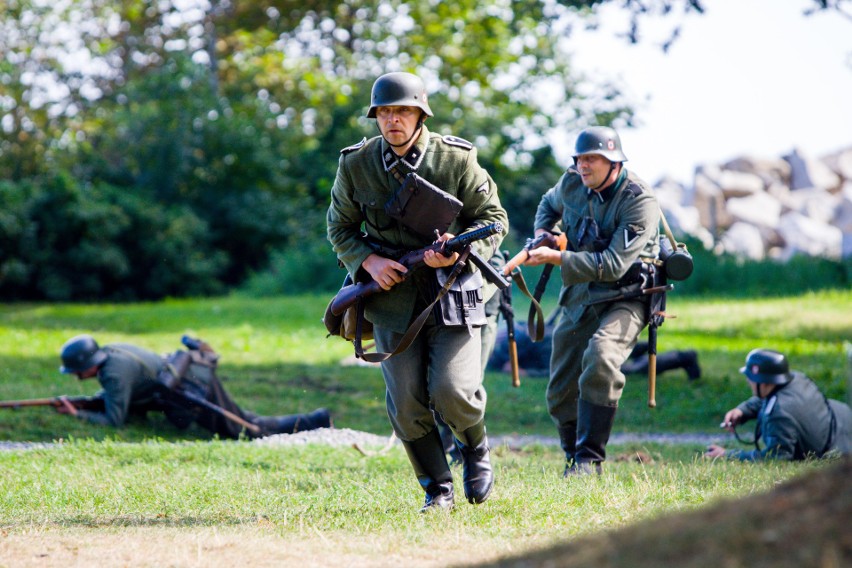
[0,290,849,442]
[0,291,848,565]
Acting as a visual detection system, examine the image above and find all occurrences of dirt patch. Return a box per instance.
[478,457,852,568]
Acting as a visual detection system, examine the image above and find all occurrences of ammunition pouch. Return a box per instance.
[385,173,463,238]
[430,266,486,328]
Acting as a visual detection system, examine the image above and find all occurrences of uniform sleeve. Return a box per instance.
[326,154,376,277]
[76,372,130,427]
[561,187,660,286]
[725,414,799,461]
[736,396,763,421]
[454,148,508,259]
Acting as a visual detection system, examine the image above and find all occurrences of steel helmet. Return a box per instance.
[59,334,107,374]
[572,126,628,163]
[366,72,433,118]
[739,349,792,385]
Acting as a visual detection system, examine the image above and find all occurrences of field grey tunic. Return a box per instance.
[726,372,852,461]
[326,125,508,440]
[534,168,660,425]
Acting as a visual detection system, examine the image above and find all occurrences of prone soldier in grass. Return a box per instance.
[517,126,661,476]
[706,349,852,461]
[57,334,331,439]
[326,71,508,511]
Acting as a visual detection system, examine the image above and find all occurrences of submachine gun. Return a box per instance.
[329,222,508,317]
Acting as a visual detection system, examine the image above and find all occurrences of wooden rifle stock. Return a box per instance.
[648,324,658,408]
[0,396,104,410]
[330,222,504,317]
[503,232,568,276]
[508,337,520,388]
[499,274,521,388]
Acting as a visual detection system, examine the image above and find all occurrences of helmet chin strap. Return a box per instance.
[591,161,619,191]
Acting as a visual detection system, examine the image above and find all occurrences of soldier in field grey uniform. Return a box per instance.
[57,334,330,438]
[519,126,660,476]
[326,72,508,511]
[706,349,852,461]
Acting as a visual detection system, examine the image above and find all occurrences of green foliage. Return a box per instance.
[0,175,227,301]
[239,241,347,297]
[0,1,639,301]
[672,237,851,297]
[0,1,846,303]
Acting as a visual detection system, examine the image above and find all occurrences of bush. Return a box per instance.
[673,237,851,297]
[0,175,227,301]
[238,240,345,297]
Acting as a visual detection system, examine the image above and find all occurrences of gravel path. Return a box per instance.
[253,428,733,449]
[0,428,734,452]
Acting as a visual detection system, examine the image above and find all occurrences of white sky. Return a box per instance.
[558,0,852,185]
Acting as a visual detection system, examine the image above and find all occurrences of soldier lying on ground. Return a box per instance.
[705,348,851,461]
[487,324,701,380]
[57,334,331,439]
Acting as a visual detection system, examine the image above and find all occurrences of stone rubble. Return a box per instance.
[656,145,852,260]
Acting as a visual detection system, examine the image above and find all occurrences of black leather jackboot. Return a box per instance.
[401,429,455,513]
[252,407,331,436]
[565,399,616,477]
[454,421,494,504]
[433,409,462,465]
[557,420,578,476]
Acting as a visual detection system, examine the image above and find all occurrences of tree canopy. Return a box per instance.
[0,0,844,299]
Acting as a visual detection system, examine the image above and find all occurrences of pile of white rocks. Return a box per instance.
[654,145,852,261]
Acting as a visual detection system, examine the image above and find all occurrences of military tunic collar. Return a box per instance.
[381,124,430,172]
[587,168,628,203]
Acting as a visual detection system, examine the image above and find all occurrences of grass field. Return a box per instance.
[0,290,849,566]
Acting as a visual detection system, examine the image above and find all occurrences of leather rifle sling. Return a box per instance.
[505,266,548,342]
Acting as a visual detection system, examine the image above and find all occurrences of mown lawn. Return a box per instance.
[0,290,849,567]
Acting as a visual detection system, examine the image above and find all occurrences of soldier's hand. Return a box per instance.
[424,232,459,268]
[704,444,726,458]
[524,247,562,267]
[719,408,744,432]
[363,253,407,291]
[56,396,78,416]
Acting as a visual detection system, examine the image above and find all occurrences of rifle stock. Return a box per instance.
[330,222,504,317]
[508,335,520,388]
[648,323,658,408]
[503,232,568,276]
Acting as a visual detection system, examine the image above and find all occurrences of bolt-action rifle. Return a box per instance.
[501,231,568,342]
[502,231,568,276]
[496,253,520,388]
[330,222,508,317]
[0,396,105,412]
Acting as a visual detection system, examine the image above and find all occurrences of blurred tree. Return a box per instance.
[2,0,842,298]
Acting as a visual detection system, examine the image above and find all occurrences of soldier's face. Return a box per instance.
[576,154,614,190]
[376,105,421,146]
[76,366,99,381]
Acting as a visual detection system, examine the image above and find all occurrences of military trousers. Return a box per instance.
[373,322,486,442]
[546,299,647,428]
